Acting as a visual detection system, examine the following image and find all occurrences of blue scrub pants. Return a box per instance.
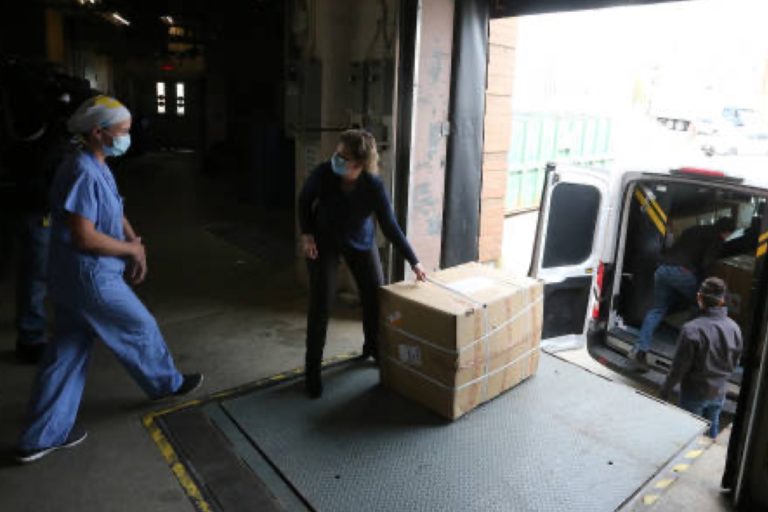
[18,270,183,451]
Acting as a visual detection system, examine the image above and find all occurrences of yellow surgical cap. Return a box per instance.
[67,95,131,134]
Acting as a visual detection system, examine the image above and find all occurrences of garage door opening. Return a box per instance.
[484,1,768,509]
[485,0,768,275]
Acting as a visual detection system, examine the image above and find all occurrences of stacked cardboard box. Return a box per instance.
[379,262,543,420]
[713,255,755,330]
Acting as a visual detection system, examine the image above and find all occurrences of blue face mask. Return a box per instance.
[331,152,348,177]
[103,133,131,157]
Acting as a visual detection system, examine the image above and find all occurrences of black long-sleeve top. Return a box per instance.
[662,225,724,277]
[298,162,419,267]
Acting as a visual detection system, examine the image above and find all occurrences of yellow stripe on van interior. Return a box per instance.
[634,188,667,236]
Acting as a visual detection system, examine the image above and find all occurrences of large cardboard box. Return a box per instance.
[713,255,755,330]
[379,262,543,420]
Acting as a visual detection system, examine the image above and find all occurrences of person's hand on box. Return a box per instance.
[302,234,318,260]
[412,262,427,282]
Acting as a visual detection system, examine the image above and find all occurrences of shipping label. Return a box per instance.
[398,344,422,366]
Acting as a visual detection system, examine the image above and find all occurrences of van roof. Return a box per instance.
[564,156,768,190]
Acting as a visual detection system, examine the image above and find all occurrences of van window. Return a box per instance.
[542,183,600,268]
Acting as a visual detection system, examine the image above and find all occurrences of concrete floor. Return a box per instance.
[0,152,735,511]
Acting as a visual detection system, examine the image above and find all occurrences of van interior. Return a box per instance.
[605,178,765,400]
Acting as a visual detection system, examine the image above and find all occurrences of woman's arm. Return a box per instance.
[298,167,322,259]
[298,167,322,236]
[122,216,148,283]
[123,216,138,242]
[373,182,426,280]
[69,213,142,258]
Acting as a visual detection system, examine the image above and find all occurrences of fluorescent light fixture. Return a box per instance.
[161,16,174,25]
[156,82,166,114]
[176,82,185,116]
[111,12,130,26]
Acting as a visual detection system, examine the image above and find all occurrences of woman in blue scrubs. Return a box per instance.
[15,95,203,463]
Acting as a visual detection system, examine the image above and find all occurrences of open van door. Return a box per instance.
[530,163,610,352]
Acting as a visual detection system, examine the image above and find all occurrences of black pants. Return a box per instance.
[305,243,384,367]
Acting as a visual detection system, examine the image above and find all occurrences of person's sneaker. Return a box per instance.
[174,374,204,397]
[15,427,88,464]
[628,348,650,373]
[305,366,323,399]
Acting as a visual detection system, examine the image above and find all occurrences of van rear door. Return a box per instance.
[530,164,611,352]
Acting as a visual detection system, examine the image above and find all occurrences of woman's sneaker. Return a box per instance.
[174,374,204,396]
[15,427,88,464]
[152,373,204,402]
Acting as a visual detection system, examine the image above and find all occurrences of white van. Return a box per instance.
[530,160,768,407]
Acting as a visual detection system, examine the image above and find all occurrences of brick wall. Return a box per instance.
[479,18,518,263]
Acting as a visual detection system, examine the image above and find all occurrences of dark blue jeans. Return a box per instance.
[680,393,724,438]
[637,265,698,352]
[15,213,50,346]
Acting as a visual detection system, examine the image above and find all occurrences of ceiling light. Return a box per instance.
[161,16,175,25]
[111,12,130,26]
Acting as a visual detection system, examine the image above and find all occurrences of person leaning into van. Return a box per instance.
[298,129,427,399]
[630,217,736,369]
[659,277,742,438]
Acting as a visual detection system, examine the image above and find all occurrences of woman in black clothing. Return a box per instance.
[298,129,426,398]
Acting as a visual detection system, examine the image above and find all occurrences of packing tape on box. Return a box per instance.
[383,296,543,356]
[386,276,541,401]
[385,345,540,392]
[425,276,493,398]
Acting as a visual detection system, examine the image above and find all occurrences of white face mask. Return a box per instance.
[331,152,348,176]
[103,133,131,157]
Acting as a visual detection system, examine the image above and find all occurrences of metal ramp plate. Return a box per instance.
[216,354,705,512]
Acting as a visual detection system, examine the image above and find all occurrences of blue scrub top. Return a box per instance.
[49,149,126,302]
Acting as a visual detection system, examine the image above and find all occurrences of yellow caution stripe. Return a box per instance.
[143,352,360,511]
[684,449,704,460]
[143,414,213,512]
[636,435,714,509]
[645,189,668,223]
[634,188,667,236]
[643,494,660,506]
[757,231,768,258]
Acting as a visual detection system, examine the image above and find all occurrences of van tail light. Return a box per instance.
[592,261,605,320]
